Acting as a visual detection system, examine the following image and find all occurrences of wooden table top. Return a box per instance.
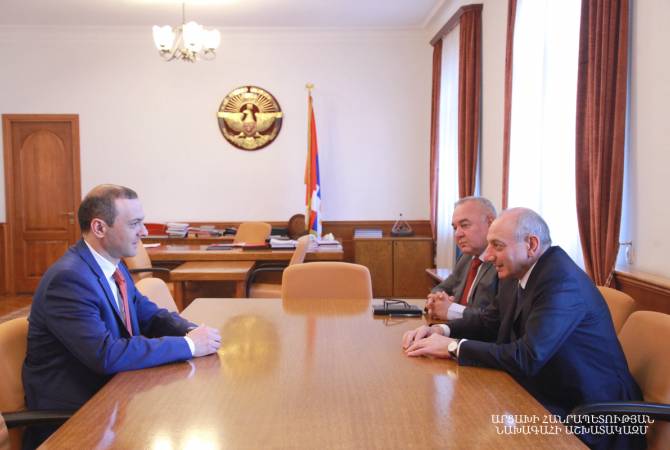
[169,261,255,281]
[147,244,343,262]
[42,299,584,449]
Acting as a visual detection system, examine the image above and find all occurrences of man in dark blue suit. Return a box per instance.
[403,207,643,449]
[22,184,221,448]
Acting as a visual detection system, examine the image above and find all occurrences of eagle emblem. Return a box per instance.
[217,86,283,150]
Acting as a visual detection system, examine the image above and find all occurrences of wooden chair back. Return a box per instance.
[135,278,179,313]
[281,262,372,301]
[0,318,28,450]
[619,311,670,449]
[233,222,272,244]
[597,286,636,334]
[123,241,153,282]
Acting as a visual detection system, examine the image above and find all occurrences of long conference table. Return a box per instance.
[41,299,584,449]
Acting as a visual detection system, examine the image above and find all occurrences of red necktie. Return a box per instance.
[460,258,483,305]
[113,268,133,335]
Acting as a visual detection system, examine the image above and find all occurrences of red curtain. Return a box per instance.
[429,40,443,241]
[501,0,518,209]
[457,6,483,198]
[575,0,630,286]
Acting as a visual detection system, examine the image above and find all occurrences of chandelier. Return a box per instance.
[152,3,221,62]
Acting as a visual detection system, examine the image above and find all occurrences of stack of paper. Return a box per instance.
[354,228,383,239]
[166,222,189,237]
[270,238,297,249]
[308,238,343,252]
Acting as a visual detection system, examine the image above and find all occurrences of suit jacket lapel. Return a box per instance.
[470,262,492,298]
[453,255,473,300]
[513,285,525,322]
[496,281,518,343]
[74,240,131,335]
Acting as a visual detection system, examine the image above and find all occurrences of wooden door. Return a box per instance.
[393,238,434,297]
[3,115,81,293]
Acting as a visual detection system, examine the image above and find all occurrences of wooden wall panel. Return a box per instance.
[614,268,670,315]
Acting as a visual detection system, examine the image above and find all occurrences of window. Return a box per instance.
[507,0,583,266]
[435,26,460,268]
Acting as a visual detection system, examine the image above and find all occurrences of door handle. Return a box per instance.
[60,211,75,224]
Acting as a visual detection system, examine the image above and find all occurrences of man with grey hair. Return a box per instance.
[425,196,499,321]
[403,207,643,449]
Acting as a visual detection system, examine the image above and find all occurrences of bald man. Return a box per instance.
[403,208,643,449]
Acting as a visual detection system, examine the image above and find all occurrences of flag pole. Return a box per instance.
[304,82,322,237]
[305,83,313,233]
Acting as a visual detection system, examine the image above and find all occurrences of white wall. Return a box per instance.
[3,0,669,277]
[627,0,670,276]
[0,26,432,222]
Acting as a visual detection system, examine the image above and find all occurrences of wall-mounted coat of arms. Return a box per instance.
[217,86,283,150]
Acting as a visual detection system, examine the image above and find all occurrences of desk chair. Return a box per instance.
[1,414,7,450]
[233,222,272,244]
[281,262,372,301]
[247,235,311,298]
[135,278,178,313]
[123,241,171,283]
[569,311,670,449]
[0,319,72,450]
[597,286,636,334]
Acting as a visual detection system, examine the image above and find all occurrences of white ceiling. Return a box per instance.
[0,0,447,29]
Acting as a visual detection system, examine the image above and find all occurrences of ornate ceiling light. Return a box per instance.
[152,3,221,62]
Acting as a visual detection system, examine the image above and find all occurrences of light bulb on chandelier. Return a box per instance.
[152,3,220,62]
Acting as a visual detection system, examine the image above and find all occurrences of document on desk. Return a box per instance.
[206,244,234,251]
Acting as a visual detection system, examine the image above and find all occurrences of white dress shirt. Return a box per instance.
[84,240,195,354]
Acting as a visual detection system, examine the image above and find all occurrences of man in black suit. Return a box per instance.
[403,208,643,449]
[426,197,498,321]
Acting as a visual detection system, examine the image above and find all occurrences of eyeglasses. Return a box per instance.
[382,299,412,311]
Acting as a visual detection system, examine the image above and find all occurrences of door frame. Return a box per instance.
[2,114,81,294]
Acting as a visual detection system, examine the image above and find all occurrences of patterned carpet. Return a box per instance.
[0,305,31,324]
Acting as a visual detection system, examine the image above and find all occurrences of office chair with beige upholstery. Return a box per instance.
[247,235,311,298]
[233,222,272,244]
[281,262,372,301]
[123,240,171,283]
[1,414,8,450]
[135,278,179,312]
[597,286,636,334]
[0,319,72,450]
[569,311,670,449]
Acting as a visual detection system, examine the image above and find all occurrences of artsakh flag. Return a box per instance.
[305,91,322,237]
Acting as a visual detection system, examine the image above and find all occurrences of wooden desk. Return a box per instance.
[148,245,343,263]
[42,299,583,449]
[169,261,255,309]
[426,267,452,284]
[143,235,235,245]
